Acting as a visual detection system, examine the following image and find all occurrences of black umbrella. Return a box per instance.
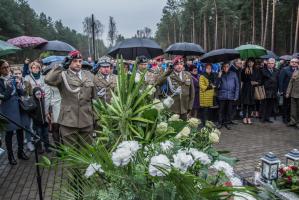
[165,42,205,56]
[36,40,75,52]
[200,49,240,63]
[108,38,163,60]
[260,50,279,59]
[279,55,293,61]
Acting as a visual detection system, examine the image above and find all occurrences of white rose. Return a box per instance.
[157,122,168,134]
[160,141,174,152]
[169,114,180,122]
[149,154,171,176]
[213,128,221,136]
[85,163,104,178]
[175,127,191,139]
[189,148,211,165]
[112,147,132,167]
[172,151,194,173]
[230,177,243,187]
[118,141,141,154]
[153,99,164,111]
[209,131,219,144]
[188,118,200,128]
[210,160,234,178]
[163,96,174,108]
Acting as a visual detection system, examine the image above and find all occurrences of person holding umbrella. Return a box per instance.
[241,58,261,124]
[94,56,117,103]
[216,63,240,129]
[166,58,195,120]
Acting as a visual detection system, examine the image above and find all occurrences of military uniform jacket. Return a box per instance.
[167,71,195,114]
[94,73,117,103]
[44,66,95,129]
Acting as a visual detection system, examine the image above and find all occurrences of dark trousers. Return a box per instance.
[34,124,50,149]
[290,98,299,125]
[283,97,291,123]
[180,113,188,121]
[200,107,211,126]
[5,129,24,156]
[218,100,233,124]
[52,123,61,148]
[261,98,275,121]
[243,104,254,118]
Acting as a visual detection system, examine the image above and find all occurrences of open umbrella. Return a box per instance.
[279,55,293,61]
[108,38,163,60]
[36,40,75,52]
[201,49,240,63]
[235,44,267,59]
[260,50,279,59]
[42,56,66,65]
[0,40,21,57]
[165,42,205,56]
[7,36,47,48]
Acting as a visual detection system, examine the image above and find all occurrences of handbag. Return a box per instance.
[254,86,266,100]
[19,96,37,112]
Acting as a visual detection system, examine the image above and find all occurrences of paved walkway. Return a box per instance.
[0,119,298,199]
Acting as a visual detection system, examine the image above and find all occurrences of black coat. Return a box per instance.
[241,68,261,105]
[261,68,279,99]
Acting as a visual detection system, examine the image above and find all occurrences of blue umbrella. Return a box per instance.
[42,56,65,65]
[36,40,75,52]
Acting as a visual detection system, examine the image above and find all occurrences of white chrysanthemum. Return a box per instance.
[112,147,132,166]
[209,131,219,144]
[211,160,234,177]
[172,151,194,172]
[147,85,156,95]
[234,192,256,200]
[149,154,171,176]
[175,127,191,139]
[189,148,211,165]
[85,163,104,178]
[168,114,180,122]
[118,141,141,154]
[153,99,164,111]
[160,141,174,152]
[230,177,243,186]
[163,96,174,108]
[112,141,141,167]
[188,118,201,128]
[157,122,168,134]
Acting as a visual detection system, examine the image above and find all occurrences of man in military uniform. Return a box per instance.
[167,59,195,120]
[44,50,95,142]
[94,56,117,103]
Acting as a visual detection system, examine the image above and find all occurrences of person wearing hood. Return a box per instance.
[94,56,117,103]
[199,63,217,126]
[29,87,51,153]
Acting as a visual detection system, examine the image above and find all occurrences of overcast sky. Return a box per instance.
[27,0,166,44]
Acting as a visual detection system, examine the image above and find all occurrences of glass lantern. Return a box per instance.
[285,149,299,166]
[260,152,280,183]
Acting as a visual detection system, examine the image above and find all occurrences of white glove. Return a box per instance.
[174,86,182,95]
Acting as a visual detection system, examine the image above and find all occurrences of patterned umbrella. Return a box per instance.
[7,36,47,48]
[0,40,21,57]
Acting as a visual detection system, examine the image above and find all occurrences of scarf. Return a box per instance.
[32,72,41,79]
[202,72,215,84]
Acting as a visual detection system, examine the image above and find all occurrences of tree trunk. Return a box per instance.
[224,15,227,47]
[192,12,195,43]
[263,0,270,47]
[214,0,218,49]
[252,0,256,44]
[238,18,241,46]
[294,3,299,53]
[271,0,276,51]
[261,0,264,45]
[290,5,294,53]
[174,20,177,43]
[167,25,170,45]
[203,12,207,51]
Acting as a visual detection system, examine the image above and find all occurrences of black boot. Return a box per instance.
[17,150,29,160]
[8,153,17,165]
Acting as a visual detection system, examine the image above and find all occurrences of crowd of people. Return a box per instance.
[0,50,298,165]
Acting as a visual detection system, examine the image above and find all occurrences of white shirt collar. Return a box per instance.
[70,69,82,80]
